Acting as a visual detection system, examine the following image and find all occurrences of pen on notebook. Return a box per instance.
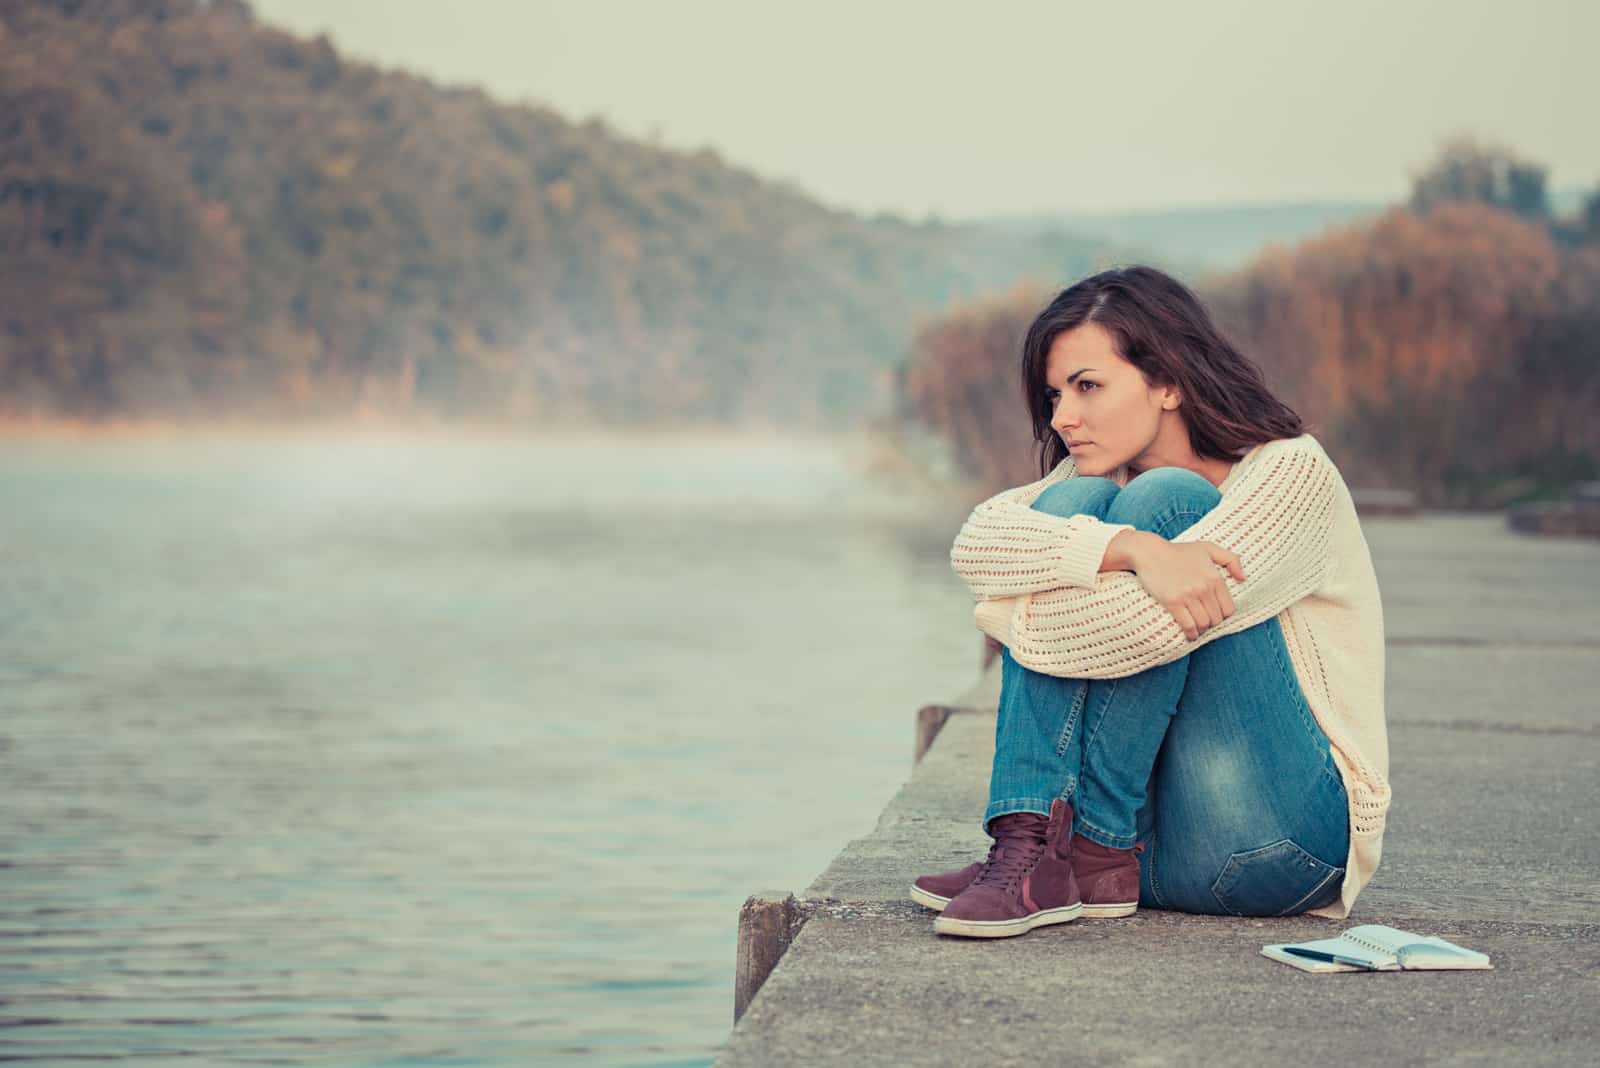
[1281,947,1378,969]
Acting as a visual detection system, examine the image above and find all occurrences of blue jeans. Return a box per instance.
[985,467,1350,916]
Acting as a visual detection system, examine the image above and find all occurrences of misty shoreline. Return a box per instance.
[0,415,877,447]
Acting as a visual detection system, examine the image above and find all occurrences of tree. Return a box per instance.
[1581,188,1600,243]
[1409,134,1549,221]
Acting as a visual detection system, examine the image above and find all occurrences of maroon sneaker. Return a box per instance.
[1070,833,1145,918]
[912,827,1147,919]
[909,806,1061,910]
[910,861,982,911]
[932,799,1084,938]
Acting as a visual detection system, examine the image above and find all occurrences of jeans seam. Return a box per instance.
[1076,815,1137,849]
[1145,829,1166,908]
[984,797,1055,826]
[1153,508,1209,539]
[1278,864,1345,916]
[1265,619,1336,765]
[1078,678,1116,755]
[1054,682,1087,759]
[1209,839,1347,917]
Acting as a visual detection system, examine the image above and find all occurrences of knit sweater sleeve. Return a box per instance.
[948,458,1138,598]
[972,439,1339,679]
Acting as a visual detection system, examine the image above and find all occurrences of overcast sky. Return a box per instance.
[253,0,1598,222]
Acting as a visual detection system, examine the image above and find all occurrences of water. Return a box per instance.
[0,431,979,1065]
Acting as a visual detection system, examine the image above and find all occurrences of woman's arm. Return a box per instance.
[949,456,1138,599]
[973,439,1341,679]
[1102,528,1162,573]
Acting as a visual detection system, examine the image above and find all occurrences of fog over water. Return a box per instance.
[1,431,980,1065]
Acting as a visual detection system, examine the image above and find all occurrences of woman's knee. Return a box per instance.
[1031,476,1119,519]
[1105,467,1221,535]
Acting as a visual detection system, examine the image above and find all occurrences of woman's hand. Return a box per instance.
[1126,537,1247,641]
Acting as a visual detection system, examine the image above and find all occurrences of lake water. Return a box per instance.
[0,431,981,1065]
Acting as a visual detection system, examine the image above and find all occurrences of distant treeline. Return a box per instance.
[900,141,1600,508]
[0,0,1117,427]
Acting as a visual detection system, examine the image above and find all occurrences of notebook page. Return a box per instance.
[1343,925,1421,955]
[1340,925,1414,958]
[1260,944,1371,972]
[1269,934,1395,968]
[1343,926,1491,970]
[1394,939,1493,970]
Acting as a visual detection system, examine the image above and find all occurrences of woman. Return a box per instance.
[912,265,1391,939]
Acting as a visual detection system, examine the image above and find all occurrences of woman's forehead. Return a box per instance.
[1047,324,1126,370]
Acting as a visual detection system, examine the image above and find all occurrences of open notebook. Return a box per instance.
[1262,924,1493,973]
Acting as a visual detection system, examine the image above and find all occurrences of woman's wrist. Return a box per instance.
[1101,529,1162,573]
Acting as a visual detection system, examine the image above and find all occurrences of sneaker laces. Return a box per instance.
[972,815,1048,890]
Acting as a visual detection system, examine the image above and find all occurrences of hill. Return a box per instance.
[0,0,1121,428]
[981,201,1386,273]
[981,186,1597,273]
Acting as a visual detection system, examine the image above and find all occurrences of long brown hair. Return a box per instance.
[1022,265,1306,476]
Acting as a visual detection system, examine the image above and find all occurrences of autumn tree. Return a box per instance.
[1409,134,1550,222]
[903,196,1600,508]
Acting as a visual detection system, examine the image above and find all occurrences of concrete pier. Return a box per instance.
[716,513,1600,1066]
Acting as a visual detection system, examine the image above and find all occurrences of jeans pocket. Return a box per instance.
[1210,837,1345,917]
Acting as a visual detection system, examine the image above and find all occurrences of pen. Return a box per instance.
[1282,946,1378,969]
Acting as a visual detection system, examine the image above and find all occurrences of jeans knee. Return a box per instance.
[1031,476,1119,519]
[1105,468,1221,535]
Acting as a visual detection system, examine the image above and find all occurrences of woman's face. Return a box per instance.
[1043,322,1174,475]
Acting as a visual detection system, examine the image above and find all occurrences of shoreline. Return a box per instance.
[0,415,877,448]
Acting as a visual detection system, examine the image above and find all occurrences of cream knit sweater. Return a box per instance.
[950,433,1390,919]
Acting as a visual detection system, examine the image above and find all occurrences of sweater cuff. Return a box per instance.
[973,597,1020,646]
[1051,519,1136,589]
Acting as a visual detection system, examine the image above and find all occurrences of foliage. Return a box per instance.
[1409,135,1550,221]
[902,198,1600,508]
[0,0,1110,426]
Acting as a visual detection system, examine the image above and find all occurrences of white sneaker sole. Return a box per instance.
[1080,901,1138,918]
[911,884,1137,919]
[933,901,1085,938]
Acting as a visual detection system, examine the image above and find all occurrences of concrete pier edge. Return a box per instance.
[717,512,1600,1066]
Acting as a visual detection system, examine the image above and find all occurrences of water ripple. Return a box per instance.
[0,434,975,1065]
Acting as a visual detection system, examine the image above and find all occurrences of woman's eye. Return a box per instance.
[1077,380,1099,392]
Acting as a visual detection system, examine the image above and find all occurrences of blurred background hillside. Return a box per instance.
[5,0,1595,508]
[2,0,1120,427]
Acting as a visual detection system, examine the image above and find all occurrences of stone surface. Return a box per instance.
[714,514,1600,1066]
[721,907,1599,1068]
[1349,487,1418,515]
